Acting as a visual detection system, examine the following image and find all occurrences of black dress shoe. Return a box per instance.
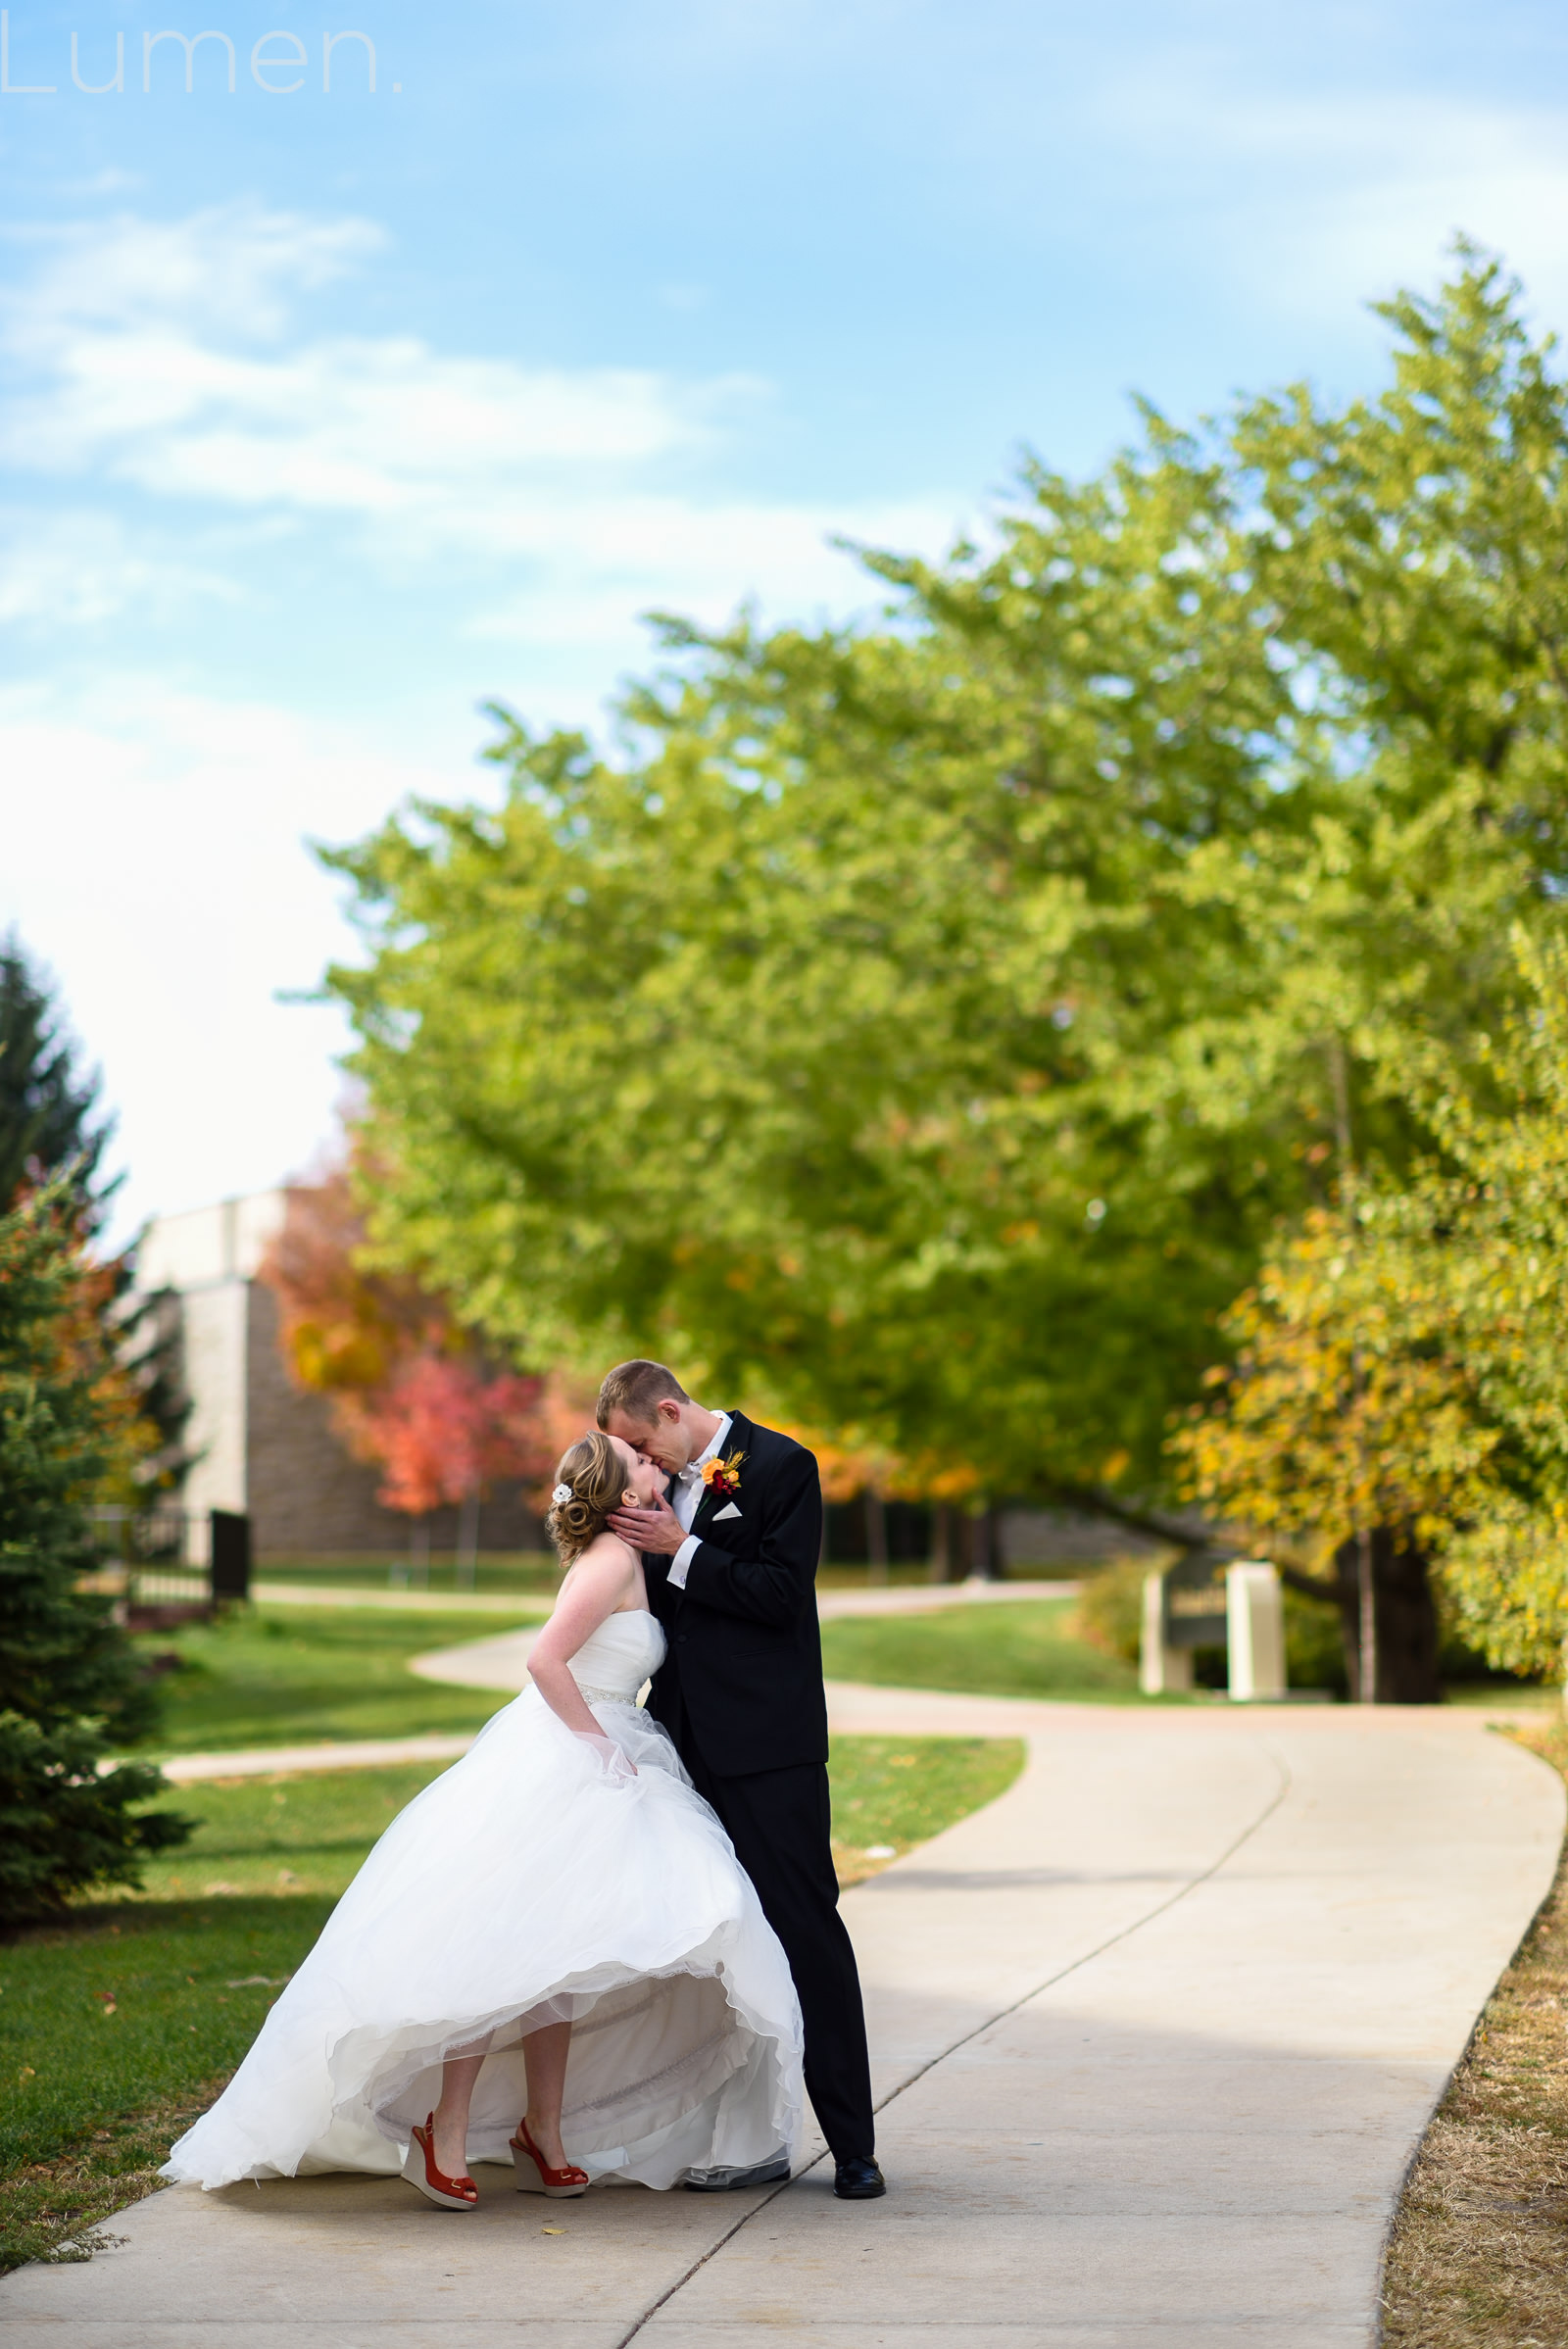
[833,2155,886,2200]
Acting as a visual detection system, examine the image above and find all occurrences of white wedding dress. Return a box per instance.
[163,1611,805,2191]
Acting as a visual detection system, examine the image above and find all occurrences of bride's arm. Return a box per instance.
[526,1541,637,1740]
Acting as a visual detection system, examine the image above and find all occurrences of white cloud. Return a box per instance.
[18,332,734,508]
[2,203,753,519]
[463,493,969,645]
[1103,76,1568,328]
[1291,117,1568,326]
[0,508,239,625]
[0,204,977,1234]
[0,198,964,640]
[0,674,465,1241]
[6,204,376,342]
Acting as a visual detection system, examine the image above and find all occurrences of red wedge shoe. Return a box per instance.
[510,2117,588,2198]
[403,2113,478,2210]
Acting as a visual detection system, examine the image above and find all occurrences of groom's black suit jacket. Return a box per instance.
[643,1410,828,1779]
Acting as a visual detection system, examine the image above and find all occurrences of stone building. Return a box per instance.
[136,1192,544,1561]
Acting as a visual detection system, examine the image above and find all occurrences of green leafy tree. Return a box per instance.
[1379,931,1568,1679]
[322,251,1568,1516]
[0,1189,189,1924]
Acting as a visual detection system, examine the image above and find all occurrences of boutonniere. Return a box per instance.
[701,1449,746,1498]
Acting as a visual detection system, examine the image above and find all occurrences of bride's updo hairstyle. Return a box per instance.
[547,1431,635,1566]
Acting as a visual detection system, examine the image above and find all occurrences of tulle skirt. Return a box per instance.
[162,1688,805,2191]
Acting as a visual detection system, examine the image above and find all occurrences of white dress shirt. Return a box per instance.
[665,1411,732,1590]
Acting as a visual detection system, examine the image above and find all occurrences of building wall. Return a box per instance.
[179,1281,250,1528]
[243,1277,401,1553]
[244,1282,549,1557]
[137,1192,287,1291]
[139,1193,291,1551]
[137,1189,548,1561]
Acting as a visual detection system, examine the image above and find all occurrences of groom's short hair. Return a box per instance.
[597,1359,692,1428]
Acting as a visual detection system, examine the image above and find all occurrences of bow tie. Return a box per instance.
[677,1461,704,1484]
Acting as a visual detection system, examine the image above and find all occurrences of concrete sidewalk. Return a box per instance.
[250,1582,548,1614]
[157,1734,479,1785]
[6,1699,1559,2346]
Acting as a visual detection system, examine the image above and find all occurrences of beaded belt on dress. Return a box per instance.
[575,1683,633,1705]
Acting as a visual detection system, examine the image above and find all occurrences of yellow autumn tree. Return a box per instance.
[1173,928,1568,1693]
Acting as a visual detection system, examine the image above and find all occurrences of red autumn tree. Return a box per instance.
[257,1158,586,1552]
[260,1160,443,1397]
[353,1354,548,1516]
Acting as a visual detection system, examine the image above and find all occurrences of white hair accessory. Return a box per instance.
[551,1483,574,1507]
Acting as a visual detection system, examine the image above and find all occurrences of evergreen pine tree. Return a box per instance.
[0,1187,190,1924]
[0,935,113,1224]
[0,934,191,1485]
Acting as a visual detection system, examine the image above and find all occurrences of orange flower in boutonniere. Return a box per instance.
[701,1450,746,1498]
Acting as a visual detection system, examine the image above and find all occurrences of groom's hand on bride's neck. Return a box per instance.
[609,1490,687,1555]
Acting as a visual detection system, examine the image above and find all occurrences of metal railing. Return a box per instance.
[85,1505,251,1618]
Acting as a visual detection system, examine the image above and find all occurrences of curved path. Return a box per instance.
[6,1686,1560,2344]
[245,1575,1078,1617]
[154,1587,1076,1783]
[399,1586,1077,1702]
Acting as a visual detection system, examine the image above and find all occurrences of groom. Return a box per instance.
[601,1359,885,2201]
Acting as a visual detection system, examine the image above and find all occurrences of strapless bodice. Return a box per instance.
[566,1610,666,1704]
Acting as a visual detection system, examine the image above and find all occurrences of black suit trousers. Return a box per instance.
[682,1746,875,2163]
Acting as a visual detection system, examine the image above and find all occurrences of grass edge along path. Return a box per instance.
[1381,1718,1568,2347]
[0,1731,1024,2275]
[818,1594,1140,1701]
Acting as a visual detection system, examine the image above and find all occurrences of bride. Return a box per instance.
[163,1432,805,2209]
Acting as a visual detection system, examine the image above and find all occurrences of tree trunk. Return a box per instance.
[968,1502,1003,1583]
[927,1503,953,1584]
[1330,1525,1441,1703]
[457,1490,480,1590]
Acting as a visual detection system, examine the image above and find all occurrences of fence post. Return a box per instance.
[209,1509,252,1603]
[1140,1565,1202,1694]
[1226,1562,1286,1700]
[865,1487,888,1586]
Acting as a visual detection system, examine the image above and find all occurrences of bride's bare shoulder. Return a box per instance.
[558,1532,639,1593]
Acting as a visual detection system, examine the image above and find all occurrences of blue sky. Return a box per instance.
[5,0,1568,1239]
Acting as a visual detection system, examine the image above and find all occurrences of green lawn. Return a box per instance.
[1,1731,1022,2271]
[0,1893,334,2272]
[129,1593,1127,1766]
[120,1596,1129,1771]
[128,1763,451,1900]
[119,1737,1025,1905]
[129,1603,540,1755]
[829,1736,1024,1882]
[819,1596,1141,1700]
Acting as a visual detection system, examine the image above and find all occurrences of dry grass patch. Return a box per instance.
[1382,1720,1568,2347]
[0,2081,223,2272]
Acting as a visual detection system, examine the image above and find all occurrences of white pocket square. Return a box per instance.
[711,1501,742,1521]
